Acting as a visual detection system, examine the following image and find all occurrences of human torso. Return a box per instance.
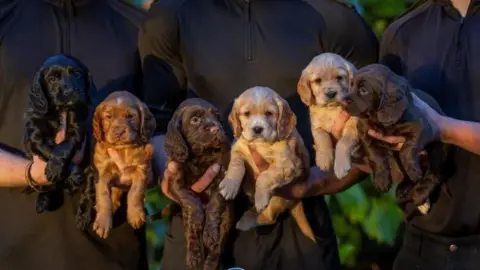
[0,1,146,269]
[382,0,480,235]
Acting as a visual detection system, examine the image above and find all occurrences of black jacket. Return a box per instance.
[139,0,378,269]
[381,0,480,236]
[0,1,147,269]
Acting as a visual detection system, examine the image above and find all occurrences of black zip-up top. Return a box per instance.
[139,0,378,269]
[0,1,147,269]
[381,0,480,236]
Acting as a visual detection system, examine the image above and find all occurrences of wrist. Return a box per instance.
[437,115,453,144]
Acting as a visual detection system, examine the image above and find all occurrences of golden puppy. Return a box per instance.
[297,53,360,179]
[92,91,156,238]
[219,86,315,242]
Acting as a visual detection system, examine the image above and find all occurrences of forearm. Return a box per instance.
[0,148,29,187]
[306,167,366,196]
[440,116,480,155]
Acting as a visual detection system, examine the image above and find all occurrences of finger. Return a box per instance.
[55,112,68,144]
[191,163,220,193]
[332,111,350,139]
[166,161,180,174]
[367,129,406,145]
[160,171,176,202]
[249,147,269,172]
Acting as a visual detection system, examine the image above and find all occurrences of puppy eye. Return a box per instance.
[243,111,250,117]
[73,71,83,78]
[104,114,112,120]
[314,78,322,84]
[265,111,273,117]
[48,76,57,83]
[336,76,344,81]
[190,116,201,125]
[359,87,368,95]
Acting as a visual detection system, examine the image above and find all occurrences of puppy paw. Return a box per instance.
[417,199,431,215]
[127,208,146,229]
[334,155,352,179]
[93,214,112,239]
[254,189,271,213]
[316,150,333,172]
[219,177,241,200]
[236,211,259,231]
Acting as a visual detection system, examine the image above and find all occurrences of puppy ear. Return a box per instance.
[297,70,314,106]
[29,69,49,114]
[228,99,242,138]
[377,75,409,126]
[92,104,104,142]
[164,108,189,163]
[344,61,356,89]
[276,96,296,139]
[138,100,156,144]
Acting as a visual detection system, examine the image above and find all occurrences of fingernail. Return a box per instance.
[212,164,220,173]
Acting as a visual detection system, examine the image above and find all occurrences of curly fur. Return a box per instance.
[342,64,451,216]
[23,54,94,213]
[86,91,156,239]
[164,98,233,270]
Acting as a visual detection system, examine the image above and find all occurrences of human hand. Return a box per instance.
[160,161,221,202]
[30,112,86,185]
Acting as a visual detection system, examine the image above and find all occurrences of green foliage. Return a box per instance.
[326,179,403,267]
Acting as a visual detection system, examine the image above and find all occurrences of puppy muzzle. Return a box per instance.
[342,94,369,117]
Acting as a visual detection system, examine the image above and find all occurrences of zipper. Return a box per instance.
[63,0,73,55]
[454,17,464,67]
[244,0,254,62]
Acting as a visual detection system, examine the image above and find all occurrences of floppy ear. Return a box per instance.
[344,61,356,89]
[297,70,314,106]
[164,108,189,163]
[29,69,49,114]
[377,75,409,126]
[276,96,297,139]
[138,100,156,144]
[228,99,242,139]
[92,104,104,142]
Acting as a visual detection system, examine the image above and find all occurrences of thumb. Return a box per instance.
[191,163,220,193]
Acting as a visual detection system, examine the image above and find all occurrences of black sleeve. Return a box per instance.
[138,2,187,134]
[379,24,404,76]
[320,2,379,68]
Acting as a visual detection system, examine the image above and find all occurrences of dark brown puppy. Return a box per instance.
[342,64,451,214]
[164,98,233,270]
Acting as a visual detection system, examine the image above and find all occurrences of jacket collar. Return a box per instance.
[434,0,480,16]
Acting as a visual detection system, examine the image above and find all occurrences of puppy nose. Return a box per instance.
[253,126,263,134]
[113,126,125,136]
[209,125,219,133]
[325,90,337,99]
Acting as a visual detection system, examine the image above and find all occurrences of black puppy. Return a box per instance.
[24,54,94,213]
[342,64,452,216]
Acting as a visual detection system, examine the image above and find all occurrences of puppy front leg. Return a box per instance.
[399,127,425,182]
[126,165,148,229]
[334,134,359,179]
[219,150,245,200]
[362,140,392,192]
[313,128,334,172]
[93,170,114,239]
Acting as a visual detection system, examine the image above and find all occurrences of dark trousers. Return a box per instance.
[394,225,480,270]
